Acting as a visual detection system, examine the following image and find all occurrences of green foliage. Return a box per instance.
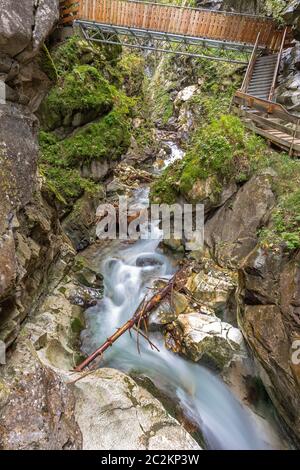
[117,53,146,96]
[40,44,59,83]
[259,154,300,251]
[41,65,115,130]
[40,164,100,205]
[38,35,139,207]
[151,115,268,202]
[264,0,286,21]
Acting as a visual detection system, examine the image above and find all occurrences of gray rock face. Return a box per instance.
[72,368,201,451]
[0,0,59,59]
[205,173,276,268]
[196,0,265,14]
[0,342,82,450]
[0,0,59,109]
[283,1,300,36]
[276,42,300,114]
[0,0,60,345]
[238,246,300,443]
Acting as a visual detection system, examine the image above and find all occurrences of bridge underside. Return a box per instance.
[76,20,257,64]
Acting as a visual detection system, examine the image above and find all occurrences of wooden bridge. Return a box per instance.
[59,1,299,156]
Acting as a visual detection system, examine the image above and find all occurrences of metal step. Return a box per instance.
[256,54,278,61]
[248,85,272,91]
[251,70,276,77]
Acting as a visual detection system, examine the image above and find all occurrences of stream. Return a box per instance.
[80,141,287,450]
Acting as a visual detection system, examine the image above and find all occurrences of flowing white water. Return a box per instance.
[81,187,277,450]
[163,141,185,167]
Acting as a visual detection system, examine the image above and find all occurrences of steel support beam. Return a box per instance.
[76,20,254,64]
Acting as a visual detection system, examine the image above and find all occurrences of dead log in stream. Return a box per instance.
[74,267,188,372]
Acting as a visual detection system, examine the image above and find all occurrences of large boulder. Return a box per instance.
[72,368,201,450]
[0,104,64,347]
[0,341,82,450]
[0,0,59,109]
[276,42,300,115]
[205,173,276,268]
[238,246,300,443]
[0,0,59,59]
[166,312,245,370]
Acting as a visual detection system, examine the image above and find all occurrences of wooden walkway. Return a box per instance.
[232,29,300,157]
[60,0,287,51]
[59,1,298,156]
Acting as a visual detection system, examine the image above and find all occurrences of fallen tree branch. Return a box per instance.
[74,267,187,372]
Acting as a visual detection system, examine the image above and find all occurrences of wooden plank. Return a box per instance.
[242,119,300,154]
[59,0,284,50]
[234,91,300,125]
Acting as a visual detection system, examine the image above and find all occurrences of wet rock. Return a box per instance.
[0,0,58,58]
[73,266,103,290]
[136,254,164,268]
[149,292,190,331]
[185,261,237,316]
[167,312,245,370]
[62,191,104,251]
[0,342,82,450]
[72,368,201,450]
[205,173,276,268]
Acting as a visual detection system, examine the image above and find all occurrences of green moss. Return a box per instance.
[40,65,115,130]
[117,53,146,96]
[40,44,59,83]
[258,154,300,251]
[151,115,268,203]
[40,164,100,205]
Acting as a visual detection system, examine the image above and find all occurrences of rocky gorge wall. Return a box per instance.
[0,0,299,450]
[0,0,62,347]
[149,46,300,444]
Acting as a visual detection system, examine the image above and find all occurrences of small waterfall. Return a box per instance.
[81,186,275,450]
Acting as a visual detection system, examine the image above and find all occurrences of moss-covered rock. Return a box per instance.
[40,65,115,131]
[151,115,269,205]
[38,37,136,210]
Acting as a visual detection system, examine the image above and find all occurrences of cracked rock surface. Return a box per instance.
[71,368,201,450]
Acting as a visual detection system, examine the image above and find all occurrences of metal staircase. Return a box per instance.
[247,54,279,101]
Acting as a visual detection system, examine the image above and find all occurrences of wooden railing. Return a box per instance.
[268,27,287,101]
[240,32,260,93]
[234,91,300,125]
[60,0,80,24]
[60,0,288,51]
